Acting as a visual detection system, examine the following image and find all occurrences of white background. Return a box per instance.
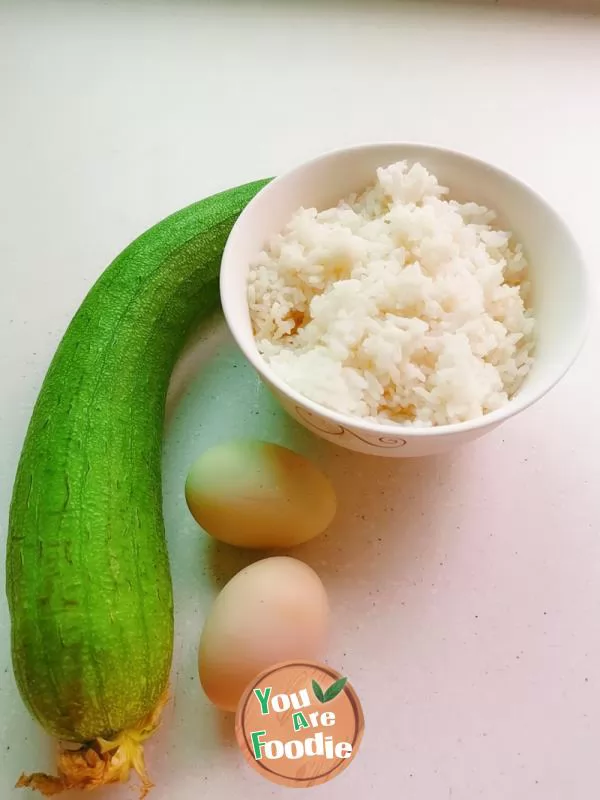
[1,2,599,798]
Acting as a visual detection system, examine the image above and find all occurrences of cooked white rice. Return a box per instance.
[247,161,535,427]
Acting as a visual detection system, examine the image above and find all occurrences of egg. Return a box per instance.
[198,557,329,712]
[185,439,336,549]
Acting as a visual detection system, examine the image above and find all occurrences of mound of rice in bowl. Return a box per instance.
[247,161,535,427]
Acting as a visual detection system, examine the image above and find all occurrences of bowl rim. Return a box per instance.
[221,140,591,439]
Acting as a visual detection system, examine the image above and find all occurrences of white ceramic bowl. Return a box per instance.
[221,143,589,458]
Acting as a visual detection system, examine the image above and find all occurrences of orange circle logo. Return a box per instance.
[235,661,364,787]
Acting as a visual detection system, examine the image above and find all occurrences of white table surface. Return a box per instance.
[1,2,599,798]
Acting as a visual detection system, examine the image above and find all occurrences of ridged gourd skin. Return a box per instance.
[6,179,270,744]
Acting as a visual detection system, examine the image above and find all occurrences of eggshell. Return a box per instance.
[198,557,329,712]
[185,439,336,549]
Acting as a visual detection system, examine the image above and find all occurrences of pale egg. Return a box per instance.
[198,557,329,712]
[185,439,336,549]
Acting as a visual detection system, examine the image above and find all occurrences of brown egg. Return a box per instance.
[198,557,329,712]
[185,439,336,549]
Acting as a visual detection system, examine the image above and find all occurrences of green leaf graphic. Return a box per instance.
[323,677,348,703]
[312,679,325,703]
